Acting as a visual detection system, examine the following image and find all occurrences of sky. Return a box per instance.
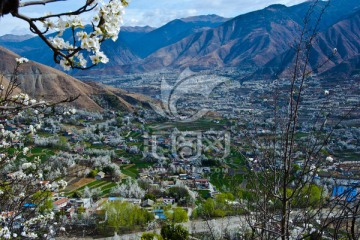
[0,0,306,36]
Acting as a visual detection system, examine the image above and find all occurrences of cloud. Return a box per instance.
[0,15,26,35]
[0,0,307,35]
[10,26,31,35]
[124,8,199,27]
[123,0,306,27]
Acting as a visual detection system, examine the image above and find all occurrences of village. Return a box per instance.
[0,79,359,237]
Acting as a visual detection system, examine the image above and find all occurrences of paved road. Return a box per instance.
[114,216,243,240]
[59,209,340,239]
[115,209,339,240]
[58,216,245,240]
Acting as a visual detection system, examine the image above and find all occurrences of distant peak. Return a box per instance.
[265,4,287,11]
[0,34,34,42]
[121,26,156,33]
[180,14,229,23]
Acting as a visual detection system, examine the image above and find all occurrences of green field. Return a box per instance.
[207,170,244,192]
[66,180,118,198]
[121,167,138,178]
[197,190,211,199]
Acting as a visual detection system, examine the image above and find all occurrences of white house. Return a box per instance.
[53,197,69,211]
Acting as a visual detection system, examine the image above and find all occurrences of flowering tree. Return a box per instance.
[1,0,127,70]
[0,59,74,238]
[110,178,145,199]
[0,1,129,238]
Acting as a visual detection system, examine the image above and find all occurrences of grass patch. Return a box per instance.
[121,168,138,178]
[66,180,117,197]
[75,180,110,191]
[30,147,45,154]
[100,188,112,197]
[197,190,211,199]
[90,181,111,189]
[100,182,117,191]
[84,180,102,188]
[207,170,244,192]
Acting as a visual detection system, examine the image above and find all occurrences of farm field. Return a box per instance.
[65,178,117,198]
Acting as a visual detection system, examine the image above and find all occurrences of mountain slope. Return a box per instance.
[119,26,156,45]
[317,9,360,77]
[1,0,360,77]
[260,8,360,79]
[140,5,300,70]
[128,14,229,58]
[0,34,34,43]
[0,47,153,111]
[0,26,145,69]
[0,47,102,111]
[138,0,360,74]
[290,0,360,30]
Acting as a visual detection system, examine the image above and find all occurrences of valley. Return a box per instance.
[0,0,360,239]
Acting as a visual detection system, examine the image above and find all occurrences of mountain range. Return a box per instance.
[0,0,360,79]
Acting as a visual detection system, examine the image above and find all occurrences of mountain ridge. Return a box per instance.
[1,0,360,78]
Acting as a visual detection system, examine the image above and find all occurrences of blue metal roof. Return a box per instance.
[23,203,36,208]
[155,213,166,219]
[332,186,357,202]
[108,197,123,201]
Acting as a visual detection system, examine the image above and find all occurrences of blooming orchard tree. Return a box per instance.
[0,59,76,239]
[1,0,128,70]
[0,1,130,238]
[110,178,145,199]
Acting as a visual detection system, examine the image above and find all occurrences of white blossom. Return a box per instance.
[60,59,71,71]
[69,108,77,114]
[15,57,29,64]
[326,156,334,162]
[43,19,56,29]
[90,51,109,64]
[39,0,126,70]
[22,162,32,170]
[0,227,11,239]
[29,125,36,134]
[23,147,30,155]
[57,179,68,189]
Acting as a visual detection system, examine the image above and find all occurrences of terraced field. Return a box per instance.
[65,179,117,198]
[65,178,95,192]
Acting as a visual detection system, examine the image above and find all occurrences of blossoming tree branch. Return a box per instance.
[0,0,128,70]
